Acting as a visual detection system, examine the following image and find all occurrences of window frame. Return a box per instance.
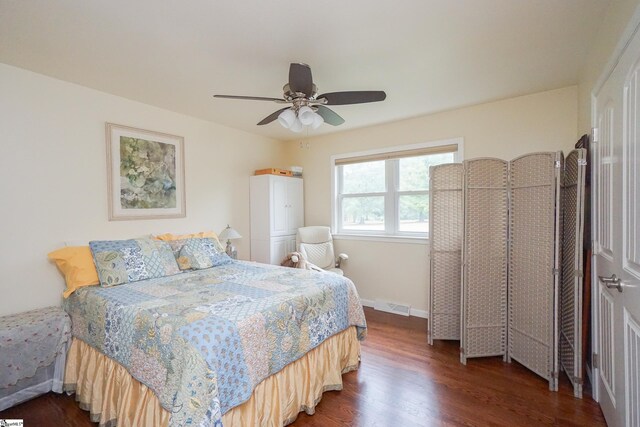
[331,138,464,242]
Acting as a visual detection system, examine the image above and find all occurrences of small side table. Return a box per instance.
[0,306,71,411]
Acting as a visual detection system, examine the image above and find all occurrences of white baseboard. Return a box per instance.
[360,298,429,319]
[410,308,429,319]
[360,298,376,308]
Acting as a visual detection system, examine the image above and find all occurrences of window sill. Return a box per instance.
[333,233,428,245]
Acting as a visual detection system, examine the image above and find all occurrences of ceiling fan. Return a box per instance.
[214,63,386,132]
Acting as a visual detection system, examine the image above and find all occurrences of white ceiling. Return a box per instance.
[0,0,609,141]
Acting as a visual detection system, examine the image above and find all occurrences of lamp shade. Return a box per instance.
[289,117,303,132]
[219,225,242,241]
[298,106,315,125]
[311,112,324,129]
[277,109,296,129]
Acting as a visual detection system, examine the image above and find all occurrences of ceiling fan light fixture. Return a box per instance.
[289,117,304,133]
[311,113,324,129]
[298,106,316,126]
[277,109,296,129]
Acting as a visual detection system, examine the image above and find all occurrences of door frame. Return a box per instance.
[589,3,640,403]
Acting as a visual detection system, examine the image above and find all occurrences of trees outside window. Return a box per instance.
[335,144,458,238]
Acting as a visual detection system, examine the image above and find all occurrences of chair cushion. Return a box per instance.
[296,226,332,244]
[299,242,335,270]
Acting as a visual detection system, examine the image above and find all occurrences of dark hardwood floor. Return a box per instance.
[1,307,605,426]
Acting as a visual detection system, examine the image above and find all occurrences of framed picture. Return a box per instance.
[106,123,186,220]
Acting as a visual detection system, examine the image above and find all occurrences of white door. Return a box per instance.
[593,19,640,427]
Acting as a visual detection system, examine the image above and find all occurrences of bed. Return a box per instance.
[62,259,367,426]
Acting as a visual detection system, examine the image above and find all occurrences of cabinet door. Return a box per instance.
[271,178,288,236]
[286,236,297,254]
[270,238,288,265]
[286,178,304,234]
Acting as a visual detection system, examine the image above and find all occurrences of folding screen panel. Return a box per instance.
[559,149,587,398]
[507,152,562,391]
[461,158,509,364]
[428,164,464,344]
[431,150,583,392]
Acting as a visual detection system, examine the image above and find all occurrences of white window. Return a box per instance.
[332,138,462,240]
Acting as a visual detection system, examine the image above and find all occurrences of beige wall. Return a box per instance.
[288,86,578,314]
[0,63,288,316]
[578,0,640,135]
[1,0,634,320]
[0,62,584,319]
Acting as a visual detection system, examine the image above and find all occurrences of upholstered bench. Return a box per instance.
[0,306,71,411]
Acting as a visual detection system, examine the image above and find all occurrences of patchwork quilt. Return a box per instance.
[64,261,367,426]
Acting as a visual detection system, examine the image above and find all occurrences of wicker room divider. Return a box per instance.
[428,164,464,344]
[460,159,509,363]
[428,150,586,394]
[507,152,563,391]
[559,149,587,398]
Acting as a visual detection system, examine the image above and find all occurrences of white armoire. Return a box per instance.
[249,174,304,264]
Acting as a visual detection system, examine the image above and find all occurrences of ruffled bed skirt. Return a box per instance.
[64,326,360,426]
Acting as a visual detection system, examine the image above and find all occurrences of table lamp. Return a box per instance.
[219,224,242,259]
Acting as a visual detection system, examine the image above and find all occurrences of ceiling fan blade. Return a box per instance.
[317,91,386,105]
[257,107,290,126]
[289,63,313,96]
[214,94,285,102]
[316,106,345,126]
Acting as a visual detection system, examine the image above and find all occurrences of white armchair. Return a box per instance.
[296,226,348,275]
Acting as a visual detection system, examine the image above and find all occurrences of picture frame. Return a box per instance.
[106,123,186,221]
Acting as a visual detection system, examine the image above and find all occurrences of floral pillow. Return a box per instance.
[200,238,233,267]
[165,236,225,255]
[89,238,181,287]
[172,237,232,270]
[165,238,191,259]
[176,240,213,270]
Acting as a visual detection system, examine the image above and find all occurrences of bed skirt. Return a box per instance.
[63,326,360,427]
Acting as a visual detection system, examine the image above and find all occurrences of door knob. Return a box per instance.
[599,274,623,293]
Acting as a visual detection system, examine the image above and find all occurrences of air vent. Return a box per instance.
[374,300,411,316]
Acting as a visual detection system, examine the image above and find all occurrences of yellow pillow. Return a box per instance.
[154,231,219,241]
[48,246,99,298]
